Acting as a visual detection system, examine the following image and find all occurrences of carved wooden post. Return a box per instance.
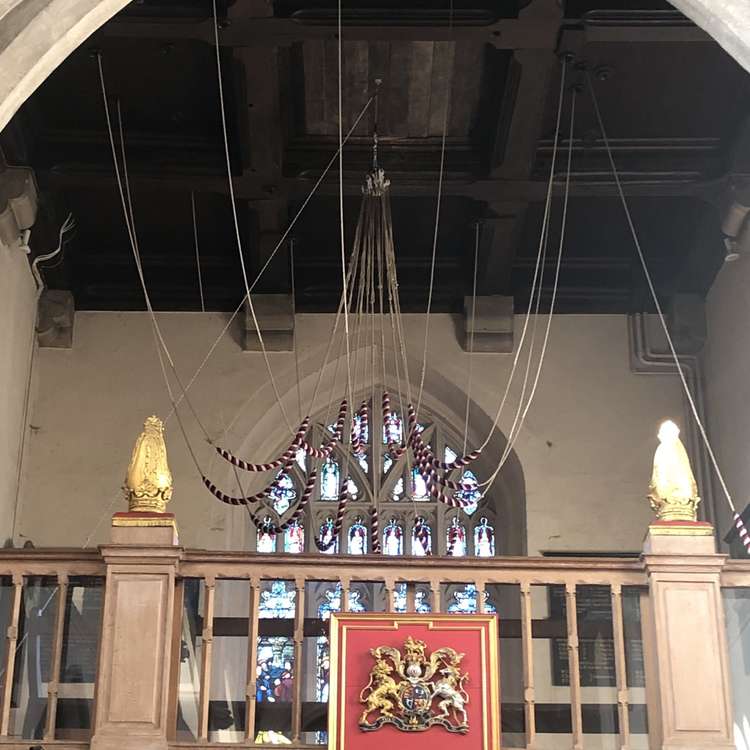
[90,523,181,750]
[643,524,734,750]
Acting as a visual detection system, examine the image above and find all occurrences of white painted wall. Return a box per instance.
[18,311,682,552]
[0,243,36,544]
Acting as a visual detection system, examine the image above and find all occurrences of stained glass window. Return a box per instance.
[283,519,304,554]
[258,581,296,619]
[318,516,338,555]
[447,584,497,614]
[454,469,482,515]
[383,411,402,445]
[295,448,306,472]
[410,467,430,502]
[411,517,431,556]
[271,472,296,515]
[320,459,339,500]
[257,519,276,553]
[447,518,467,557]
[383,518,403,556]
[394,583,431,613]
[444,446,458,464]
[347,517,368,555]
[256,636,294,703]
[474,517,495,557]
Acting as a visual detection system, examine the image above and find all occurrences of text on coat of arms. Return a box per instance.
[359,635,469,733]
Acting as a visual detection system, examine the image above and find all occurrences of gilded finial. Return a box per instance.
[648,419,700,522]
[125,415,173,513]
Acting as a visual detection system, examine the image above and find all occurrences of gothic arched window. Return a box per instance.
[249,394,504,555]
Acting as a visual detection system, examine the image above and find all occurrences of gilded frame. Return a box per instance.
[328,613,500,750]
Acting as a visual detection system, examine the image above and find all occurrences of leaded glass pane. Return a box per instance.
[271,472,296,515]
[444,446,458,464]
[318,517,338,555]
[257,520,276,553]
[391,477,404,501]
[446,584,497,614]
[383,519,403,555]
[411,467,429,501]
[447,519,468,557]
[474,518,495,557]
[320,459,339,501]
[283,520,304,554]
[383,412,402,444]
[454,470,482,515]
[411,518,431,556]
[348,517,368,555]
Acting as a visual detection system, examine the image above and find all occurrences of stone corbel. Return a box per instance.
[461,294,514,353]
[37,289,74,348]
[0,164,37,251]
[243,293,294,352]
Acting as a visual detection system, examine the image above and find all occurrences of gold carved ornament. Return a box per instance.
[647,420,701,522]
[124,415,173,513]
[359,635,469,734]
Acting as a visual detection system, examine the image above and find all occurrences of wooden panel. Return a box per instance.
[387,42,412,137]
[303,40,326,134]
[108,577,166,725]
[407,42,434,137]
[449,41,484,136]
[428,41,455,135]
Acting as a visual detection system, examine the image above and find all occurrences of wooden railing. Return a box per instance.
[0,548,744,749]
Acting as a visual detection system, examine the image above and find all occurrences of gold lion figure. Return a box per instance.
[359,658,402,723]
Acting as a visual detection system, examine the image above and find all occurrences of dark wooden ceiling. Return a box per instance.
[2,0,749,313]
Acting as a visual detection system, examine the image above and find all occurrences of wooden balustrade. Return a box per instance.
[0,547,742,749]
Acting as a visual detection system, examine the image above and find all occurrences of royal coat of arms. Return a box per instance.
[359,635,469,733]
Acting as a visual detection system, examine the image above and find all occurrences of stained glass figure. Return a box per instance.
[347,516,368,555]
[383,411,402,445]
[444,446,458,464]
[447,584,497,614]
[258,580,296,619]
[394,583,431,613]
[356,453,369,474]
[383,452,393,475]
[317,582,364,622]
[383,518,403,556]
[346,477,359,499]
[410,467,429,502]
[411,517,431,556]
[318,516,338,555]
[283,518,304,554]
[257,518,276,553]
[270,472,296,515]
[447,517,467,557]
[256,636,294,703]
[454,469,482,515]
[391,476,404,501]
[474,517,495,557]
[320,458,339,500]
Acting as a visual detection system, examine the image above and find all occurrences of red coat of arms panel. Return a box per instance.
[328,613,499,750]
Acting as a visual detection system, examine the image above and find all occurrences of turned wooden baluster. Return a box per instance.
[197,577,215,742]
[565,583,583,750]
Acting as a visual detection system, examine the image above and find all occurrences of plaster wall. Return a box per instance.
[19,311,681,553]
[704,256,750,547]
[0,244,36,543]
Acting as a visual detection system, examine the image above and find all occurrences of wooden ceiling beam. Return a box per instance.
[98,16,558,50]
[40,167,729,202]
